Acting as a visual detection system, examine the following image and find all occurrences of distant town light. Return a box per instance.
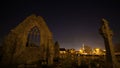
[103,49,106,51]
[96,48,99,51]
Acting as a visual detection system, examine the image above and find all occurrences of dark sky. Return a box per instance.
[0,0,120,50]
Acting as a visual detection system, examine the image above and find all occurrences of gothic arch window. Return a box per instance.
[26,26,40,47]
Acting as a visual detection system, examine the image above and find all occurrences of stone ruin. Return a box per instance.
[1,14,54,67]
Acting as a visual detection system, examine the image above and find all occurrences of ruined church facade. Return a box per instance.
[1,15,54,66]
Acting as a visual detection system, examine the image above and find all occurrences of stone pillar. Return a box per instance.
[47,39,54,65]
[54,41,60,59]
[99,18,119,68]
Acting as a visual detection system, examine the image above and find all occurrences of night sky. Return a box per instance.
[0,0,120,50]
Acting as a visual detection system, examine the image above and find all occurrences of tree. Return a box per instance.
[84,45,92,54]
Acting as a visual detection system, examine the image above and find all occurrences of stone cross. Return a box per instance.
[99,18,119,68]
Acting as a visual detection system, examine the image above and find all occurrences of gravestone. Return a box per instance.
[99,18,119,68]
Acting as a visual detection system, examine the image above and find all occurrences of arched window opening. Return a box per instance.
[26,26,40,47]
